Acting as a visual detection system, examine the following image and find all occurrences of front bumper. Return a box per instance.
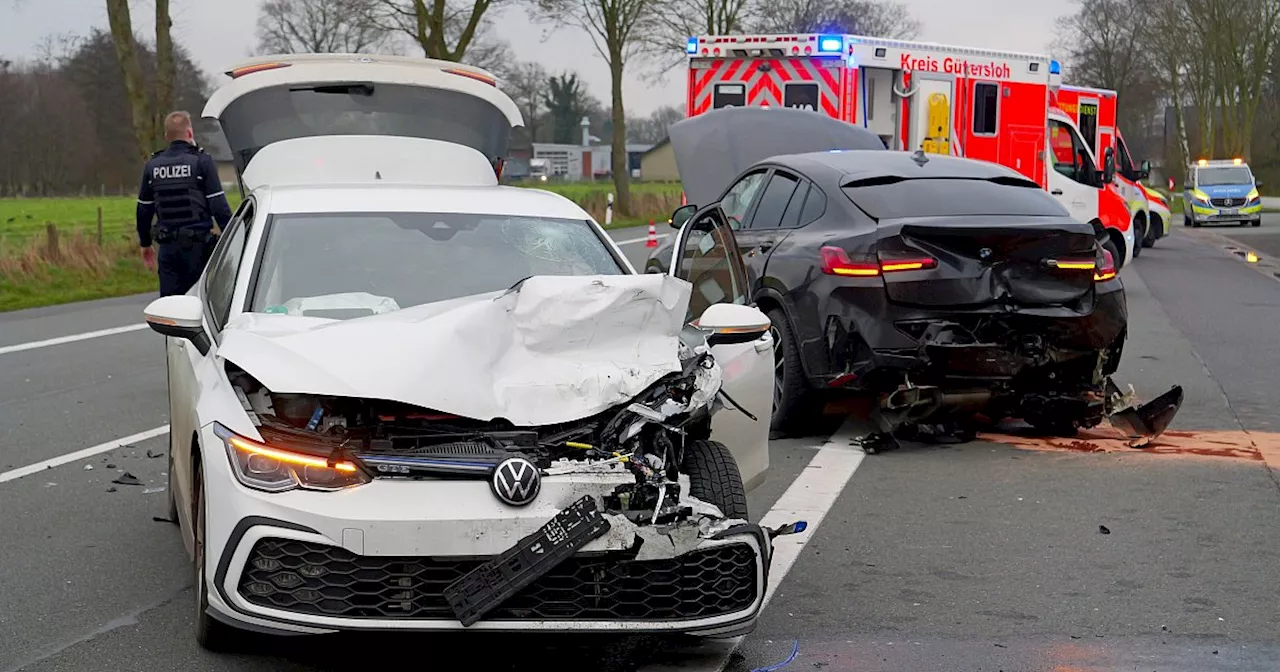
[1190,202,1263,223]
[200,433,767,636]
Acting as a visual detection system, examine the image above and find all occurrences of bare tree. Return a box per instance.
[256,0,392,54]
[535,0,655,216]
[495,60,551,140]
[372,0,505,61]
[155,0,174,147]
[104,0,152,162]
[1186,0,1280,159]
[1052,0,1150,92]
[641,0,753,72]
[628,104,683,143]
[750,0,920,38]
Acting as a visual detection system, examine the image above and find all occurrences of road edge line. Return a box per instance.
[0,425,171,484]
[0,323,149,356]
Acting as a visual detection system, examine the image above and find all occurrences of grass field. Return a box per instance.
[0,181,681,312]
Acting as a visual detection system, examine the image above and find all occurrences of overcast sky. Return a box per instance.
[2,0,1072,116]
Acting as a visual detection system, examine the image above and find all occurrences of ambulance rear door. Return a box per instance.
[686,36,845,119]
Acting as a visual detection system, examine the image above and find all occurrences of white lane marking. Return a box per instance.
[0,425,170,484]
[0,323,149,356]
[614,233,670,246]
[640,421,866,672]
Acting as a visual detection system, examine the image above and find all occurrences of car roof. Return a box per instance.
[258,184,594,221]
[768,149,1029,187]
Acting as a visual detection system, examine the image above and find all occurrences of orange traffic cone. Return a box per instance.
[645,221,658,248]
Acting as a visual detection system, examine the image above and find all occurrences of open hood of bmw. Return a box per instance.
[216,274,694,426]
[669,106,886,206]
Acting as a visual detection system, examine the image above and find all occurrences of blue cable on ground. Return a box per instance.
[751,640,800,672]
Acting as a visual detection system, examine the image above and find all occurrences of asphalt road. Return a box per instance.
[1,224,1278,672]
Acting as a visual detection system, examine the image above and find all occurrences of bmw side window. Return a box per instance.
[747,171,801,229]
[780,182,810,228]
[800,185,827,225]
[720,171,767,229]
[205,202,253,331]
[677,209,750,322]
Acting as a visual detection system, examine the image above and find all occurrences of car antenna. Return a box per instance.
[375,170,382,180]
[911,149,929,167]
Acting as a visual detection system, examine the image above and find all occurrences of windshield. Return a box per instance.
[250,212,625,319]
[843,178,1070,220]
[1197,166,1253,186]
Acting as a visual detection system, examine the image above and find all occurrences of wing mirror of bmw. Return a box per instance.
[144,295,211,355]
[670,204,697,230]
[694,303,771,347]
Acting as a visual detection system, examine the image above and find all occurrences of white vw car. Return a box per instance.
[143,55,784,650]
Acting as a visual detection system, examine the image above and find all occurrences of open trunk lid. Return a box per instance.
[202,55,523,182]
[876,215,1099,308]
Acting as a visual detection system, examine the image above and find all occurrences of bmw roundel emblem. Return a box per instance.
[979,247,993,261]
[491,457,541,506]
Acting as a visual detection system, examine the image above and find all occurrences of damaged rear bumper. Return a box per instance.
[203,463,768,637]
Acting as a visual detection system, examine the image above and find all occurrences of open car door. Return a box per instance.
[670,206,772,490]
[202,54,523,191]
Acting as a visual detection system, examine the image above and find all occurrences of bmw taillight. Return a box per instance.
[820,246,937,276]
[1094,247,1117,282]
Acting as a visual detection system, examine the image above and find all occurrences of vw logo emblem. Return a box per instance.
[979,247,993,261]
[491,457,541,507]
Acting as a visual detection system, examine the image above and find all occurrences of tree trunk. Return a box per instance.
[154,0,174,147]
[609,53,632,218]
[105,0,153,163]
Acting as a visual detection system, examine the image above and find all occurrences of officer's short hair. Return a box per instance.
[164,111,193,141]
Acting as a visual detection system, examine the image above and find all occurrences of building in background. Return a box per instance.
[197,121,237,189]
[640,138,678,181]
[529,117,651,181]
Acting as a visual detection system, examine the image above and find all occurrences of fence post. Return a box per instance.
[97,207,104,246]
[605,192,614,226]
[45,223,61,263]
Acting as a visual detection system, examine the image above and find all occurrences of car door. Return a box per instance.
[669,206,772,490]
[1046,117,1100,224]
[169,199,254,553]
[737,168,807,286]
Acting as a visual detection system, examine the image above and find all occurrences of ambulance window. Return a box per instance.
[783,83,820,112]
[973,83,998,135]
[1049,119,1091,184]
[748,171,800,229]
[713,83,746,109]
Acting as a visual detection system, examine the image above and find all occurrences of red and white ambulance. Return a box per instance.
[683,34,1138,265]
[1052,84,1160,250]
[1052,83,1166,248]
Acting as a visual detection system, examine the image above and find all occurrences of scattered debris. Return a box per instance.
[112,472,144,486]
[751,640,799,672]
[106,486,117,493]
[83,464,93,471]
[145,449,164,459]
[106,463,117,469]
[44,482,56,488]
[142,486,167,495]
[1098,525,1111,535]
[1108,383,1185,447]
[993,643,1007,648]
[152,515,176,523]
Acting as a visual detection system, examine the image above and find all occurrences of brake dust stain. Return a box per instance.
[979,426,1280,465]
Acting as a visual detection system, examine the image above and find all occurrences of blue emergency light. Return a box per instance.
[686,37,699,54]
[1049,59,1061,74]
[818,35,843,53]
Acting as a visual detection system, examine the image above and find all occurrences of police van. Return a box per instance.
[1183,158,1263,228]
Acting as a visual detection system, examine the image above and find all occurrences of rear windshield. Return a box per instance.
[250,212,624,319]
[219,83,511,172]
[1196,166,1253,186]
[842,178,1070,220]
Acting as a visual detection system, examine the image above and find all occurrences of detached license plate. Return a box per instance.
[443,495,610,626]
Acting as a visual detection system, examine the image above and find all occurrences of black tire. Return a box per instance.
[1131,222,1143,258]
[767,308,821,435]
[166,447,179,524]
[1183,213,1192,227]
[193,461,238,652]
[683,439,749,519]
[1192,219,1202,228]
[1253,219,1262,227]
[1103,238,1121,269]
[1143,215,1160,248]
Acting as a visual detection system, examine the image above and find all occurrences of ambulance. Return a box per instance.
[1053,83,1165,249]
[684,33,1138,266]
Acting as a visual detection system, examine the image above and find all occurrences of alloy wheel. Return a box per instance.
[770,325,784,413]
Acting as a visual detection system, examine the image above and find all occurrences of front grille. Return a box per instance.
[239,538,759,621]
[1211,197,1244,208]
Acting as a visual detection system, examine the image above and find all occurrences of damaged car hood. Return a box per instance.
[217,274,695,426]
[670,106,886,206]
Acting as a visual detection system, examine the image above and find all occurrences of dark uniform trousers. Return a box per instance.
[137,140,234,297]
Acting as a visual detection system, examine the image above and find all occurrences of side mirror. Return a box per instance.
[696,303,771,347]
[670,204,697,230]
[1256,180,1264,188]
[1102,147,1117,185]
[144,295,210,355]
[1140,159,1151,178]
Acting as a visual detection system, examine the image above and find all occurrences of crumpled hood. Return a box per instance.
[218,274,694,426]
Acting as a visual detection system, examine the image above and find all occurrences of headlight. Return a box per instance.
[1192,189,1211,202]
[1247,188,1260,201]
[214,423,369,492]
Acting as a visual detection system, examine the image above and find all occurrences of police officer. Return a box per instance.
[137,110,233,296]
